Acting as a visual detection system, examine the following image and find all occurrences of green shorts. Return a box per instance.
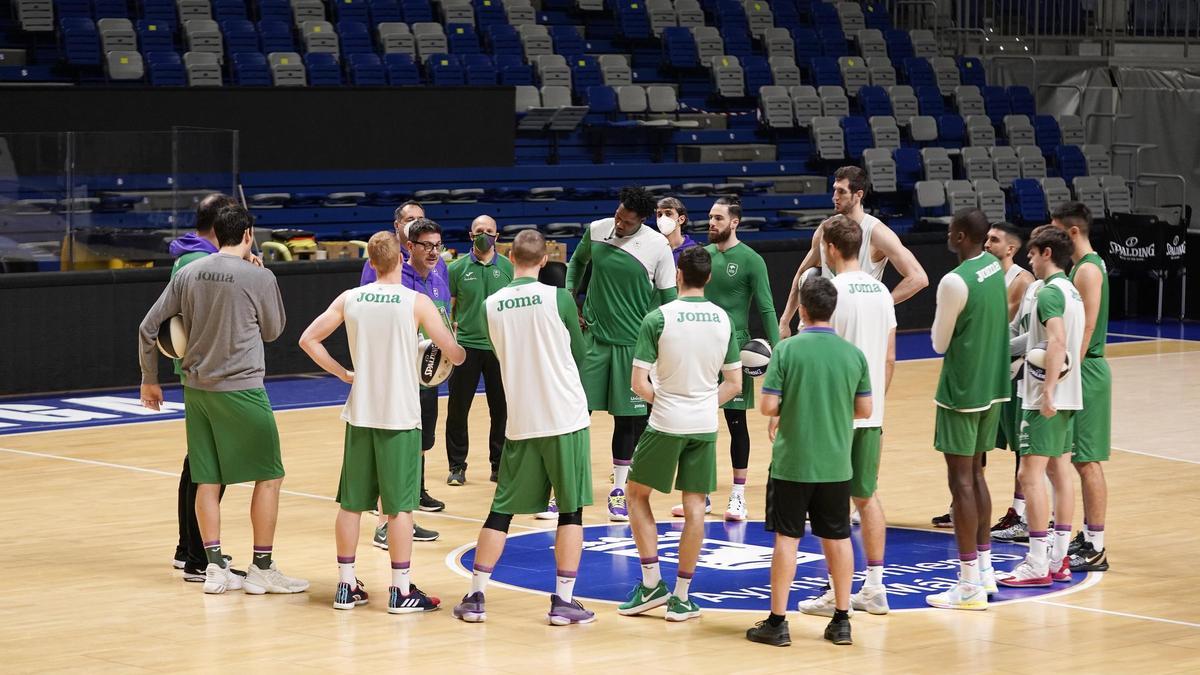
[184,387,284,485]
[1018,409,1075,458]
[1072,357,1111,462]
[628,428,717,495]
[721,329,755,411]
[491,428,594,515]
[581,335,647,416]
[336,424,422,514]
[849,427,882,499]
[995,379,1020,451]
[934,403,1002,457]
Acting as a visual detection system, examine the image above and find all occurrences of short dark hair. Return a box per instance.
[952,207,990,244]
[406,216,441,241]
[992,221,1024,245]
[822,214,861,261]
[800,275,838,322]
[395,200,424,220]
[618,186,656,219]
[195,193,237,233]
[677,245,712,289]
[1051,201,1092,235]
[657,196,687,217]
[1028,224,1074,270]
[834,166,869,197]
[510,229,546,265]
[213,205,254,248]
[713,196,741,220]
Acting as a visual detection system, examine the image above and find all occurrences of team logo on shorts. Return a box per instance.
[452,521,1095,612]
[726,263,739,277]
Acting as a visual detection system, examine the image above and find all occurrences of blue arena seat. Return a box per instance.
[1054,144,1087,184]
[811,1,839,29]
[334,0,371,23]
[982,85,1011,126]
[485,24,522,57]
[348,52,387,84]
[615,1,651,40]
[957,56,986,87]
[585,84,618,115]
[818,28,848,57]
[305,52,344,85]
[146,50,187,85]
[426,53,465,85]
[742,55,771,94]
[893,146,922,190]
[54,0,90,20]
[1009,178,1047,224]
[936,114,965,148]
[211,0,247,21]
[792,28,822,59]
[1008,85,1036,118]
[141,0,177,22]
[473,0,507,27]
[221,20,260,57]
[902,57,936,88]
[772,0,801,29]
[461,53,496,84]
[94,0,129,19]
[60,17,101,66]
[721,26,753,59]
[446,23,481,54]
[1035,114,1062,154]
[368,0,404,22]
[884,29,913,60]
[258,0,294,23]
[400,0,434,23]
[338,21,375,57]
[232,50,272,85]
[915,85,943,115]
[810,56,842,87]
[662,26,700,69]
[569,55,602,91]
[384,52,421,84]
[495,53,533,84]
[259,20,297,53]
[550,25,586,57]
[863,2,891,30]
[842,115,872,160]
[858,85,891,116]
[137,20,176,53]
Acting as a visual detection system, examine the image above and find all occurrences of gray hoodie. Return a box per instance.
[139,253,286,392]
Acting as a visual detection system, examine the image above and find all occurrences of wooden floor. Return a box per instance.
[2,338,1199,673]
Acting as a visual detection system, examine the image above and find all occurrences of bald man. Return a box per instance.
[445,215,514,484]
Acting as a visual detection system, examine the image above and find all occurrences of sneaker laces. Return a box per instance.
[610,493,626,509]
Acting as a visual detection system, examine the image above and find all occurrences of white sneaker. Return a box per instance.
[244,562,310,594]
[850,507,861,525]
[925,580,988,610]
[796,587,853,617]
[850,584,889,615]
[535,497,558,520]
[724,492,747,521]
[670,496,712,518]
[203,563,244,595]
[981,567,998,595]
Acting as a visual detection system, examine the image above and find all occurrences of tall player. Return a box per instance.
[299,232,466,613]
[655,197,699,263]
[924,208,1010,611]
[453,230,596,626]
[1053,202,1111,572]
[566,186,677,521]
[997,225,1083,587]
[796,215,896,617]
[618,247,743,622]
[777,166,928,337]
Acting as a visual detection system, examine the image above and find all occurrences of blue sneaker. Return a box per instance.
[388,584,441,614]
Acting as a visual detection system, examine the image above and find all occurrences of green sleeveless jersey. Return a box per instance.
[935,252,1011,411]
[1069,252,1109,358]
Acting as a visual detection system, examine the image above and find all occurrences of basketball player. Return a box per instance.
[924,208,1009,611]
[746,275,871,648]
[1052,202,1112,573]
[445,215,513,485]
[359,200,436,285]
[777,166,928,337]
[618,247,743,622]
[691,197,778,522]
[298,232,466,613]
[997,225,1083,587]
[655,197,699,263]
[796,215,896,617]
[566,186,677,521]
[139,205,308,596]
[452,230,596,626]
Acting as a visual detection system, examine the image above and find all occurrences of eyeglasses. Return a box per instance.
[411,241,445,253]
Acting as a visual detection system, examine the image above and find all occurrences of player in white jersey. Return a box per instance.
[299,231,465,614]
[453,229,597,626]
[998,226,1084,588]
[616,246,743,622]
[778,166,928,337]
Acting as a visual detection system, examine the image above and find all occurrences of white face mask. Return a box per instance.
[657,215,678,236]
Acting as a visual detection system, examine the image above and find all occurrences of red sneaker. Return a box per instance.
[997,557,1053,588]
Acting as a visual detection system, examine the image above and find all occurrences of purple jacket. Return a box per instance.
[359,246,449,286]
[169,232,219,258]
[673,235,699,263]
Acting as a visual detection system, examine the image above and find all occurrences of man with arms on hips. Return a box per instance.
[566,186,677,521]
[924,208,1010,611]
[453,230,596,626]
[139,205,308,596]
[299,232,466,613]
[655,196,700,263]
[617,247,743,622]
[777,166,928,337]
[745,275,871,648]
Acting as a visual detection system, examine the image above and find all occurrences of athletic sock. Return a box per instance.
[959,552,980,584]
[832,609,850,621]
[613,462,630,491]
[1013,493,1026,519]
[977,545,992,572]
[866,560,884,586]
[1086,524,1105,552]
[556,569,577,603]
[252,546,272,570]
[392,561,411,594]
[641,557,661,587]
[470,563,492,595]
[731,476,746,497]
[1052,524,1072,563]
[337,556,356,585]
[674,571,693,602]
[767,612,786,627]
[204,540,225,568]
[1028,531,1049,572]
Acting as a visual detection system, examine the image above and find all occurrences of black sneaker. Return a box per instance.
[1067,530,1086,556]
[413,522,440,542]
[447,469,466,487]
[420,489,445,512]
[1068,542,1109,572]
[824,617,853,646]
[931,512,953,528]
[746,619,791,647]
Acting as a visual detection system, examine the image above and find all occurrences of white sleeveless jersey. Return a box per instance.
[1005,263,1027,288]
[1012,279,1041,401]
[486,280,589,440]
[341,283,422,430]
[822,212,889,282]
[831,271,897,428]
[1021,276,1084,411]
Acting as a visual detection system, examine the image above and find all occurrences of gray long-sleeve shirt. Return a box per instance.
[139,253,286,392]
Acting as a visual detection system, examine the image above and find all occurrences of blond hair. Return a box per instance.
[511,229,547,265]
[367,231,401,275]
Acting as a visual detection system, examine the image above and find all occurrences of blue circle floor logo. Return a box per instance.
[452,520,1097,612]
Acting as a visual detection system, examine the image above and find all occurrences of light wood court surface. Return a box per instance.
[1,338,1198,673]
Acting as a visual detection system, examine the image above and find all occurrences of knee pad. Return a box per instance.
[557,508,583,527]
[483,511,513,533]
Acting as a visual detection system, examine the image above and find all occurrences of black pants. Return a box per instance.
[445,346,507,472]
[175,455,226,567]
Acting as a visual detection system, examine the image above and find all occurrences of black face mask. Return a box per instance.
[474,232,497,252]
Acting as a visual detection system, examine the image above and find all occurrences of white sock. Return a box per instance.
[641,560,661,587]
[1086,527,1105,552]
[1051,528,1071,564]
[1029,534,1049,572]
[470,566,492,595]
[960,556,980,584]
[731,482,745,497]
[674,574,693,602]
[556,573,577,603]
[392,564,411,594]
[978,548,992,572]
[337,561,356,585]
[613,464,630,491]
[866,564,884,586]
[1013,496,1026,519]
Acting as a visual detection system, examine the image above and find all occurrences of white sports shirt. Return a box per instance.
[341,283,422,430]
[831,270,897,428]
[821,212,889,282]
[1021,275,1085,411]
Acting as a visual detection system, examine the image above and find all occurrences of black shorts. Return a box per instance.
[764,477,851,540]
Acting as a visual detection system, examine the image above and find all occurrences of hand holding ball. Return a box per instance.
[418,339,454,387]
[156,315,188,359]
[740,338,772,377]
[1025,341,1072,381]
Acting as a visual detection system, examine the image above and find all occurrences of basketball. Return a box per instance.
[417,338,453,387]
[1025,341,1072,381]
[156,315,188,360]
[740,338,772,377]
[1010,355,1025,380]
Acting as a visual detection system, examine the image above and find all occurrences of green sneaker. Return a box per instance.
[617,581,670,616]
[664,595,701,622]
